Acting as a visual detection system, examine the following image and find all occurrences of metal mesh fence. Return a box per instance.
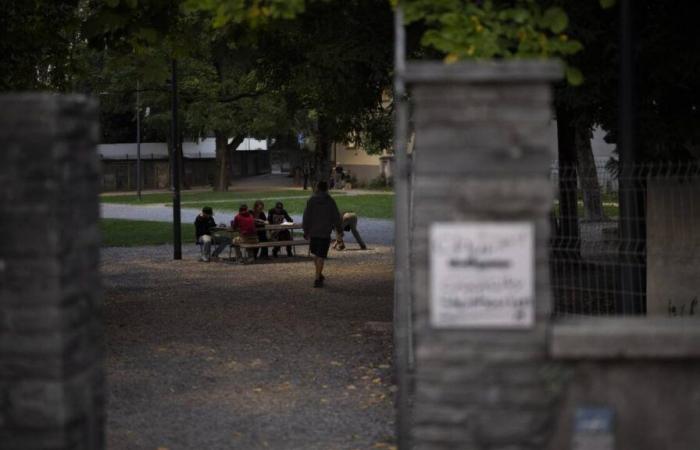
[550,161,700,317]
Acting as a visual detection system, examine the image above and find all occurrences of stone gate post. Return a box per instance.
[404,61,560,449]
[0,95,104,449]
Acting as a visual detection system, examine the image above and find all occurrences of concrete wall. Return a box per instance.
[0,95,104,448]
[334,143,390,183]
[400,62,700,450]
[550,361,700,450]
[646,179,700,316]
[405,61,561,449]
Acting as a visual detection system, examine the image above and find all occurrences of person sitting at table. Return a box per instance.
[268,201,294,257]
[231,204,259,263]
[252,200,270,260]
[194,206,229,262]
[333,211,367,251]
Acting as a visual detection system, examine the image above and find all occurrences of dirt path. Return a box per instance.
[102,245,396,449]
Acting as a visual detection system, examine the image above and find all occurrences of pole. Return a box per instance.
[136,80,142,201]
[618,0,643,313]
[393,6,412,449]
[171,59,182,260]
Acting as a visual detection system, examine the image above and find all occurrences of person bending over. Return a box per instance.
[333,211,367,251]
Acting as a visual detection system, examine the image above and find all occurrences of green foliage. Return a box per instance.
[367,174,394,190]
[0,1,84,91]
[185,0,306,27]
[400,0,583,84]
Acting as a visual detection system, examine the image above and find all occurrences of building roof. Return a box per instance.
[98,137,267,160]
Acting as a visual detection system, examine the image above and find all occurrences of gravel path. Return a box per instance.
[102,245,396,449]
[101,203,395,246]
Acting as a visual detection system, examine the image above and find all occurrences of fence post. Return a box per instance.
[0,94,104,448]
[404,61,561,448]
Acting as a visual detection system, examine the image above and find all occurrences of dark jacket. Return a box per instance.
[194,214,216,239]
[302,192,341,238]
[254,211,267,228]
[268,207,293,225]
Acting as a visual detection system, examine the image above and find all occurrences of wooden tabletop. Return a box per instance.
[212,223,302,233]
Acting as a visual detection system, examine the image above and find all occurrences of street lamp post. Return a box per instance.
[136,80,142,201]
[171,59,182,260]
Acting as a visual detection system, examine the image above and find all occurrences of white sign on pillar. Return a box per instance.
[430,222,535,328]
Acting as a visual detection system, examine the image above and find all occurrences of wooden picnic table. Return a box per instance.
[212,223,309,260]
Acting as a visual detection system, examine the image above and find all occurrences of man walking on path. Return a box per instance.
[303,181,342,288]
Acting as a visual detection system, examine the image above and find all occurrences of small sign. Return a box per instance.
[573,407,615,450]
[430,222,534,328]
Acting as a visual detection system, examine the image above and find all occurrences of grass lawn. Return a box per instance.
[553,200,619,218]
[101,193,394,246]
[101,219,196,247]
[100,189,327,205]
[196,194,394,220]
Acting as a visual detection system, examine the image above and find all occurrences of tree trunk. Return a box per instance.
[227,135,245,189]
[214,131,229,191]
[576,126,606,221]
[213,133,245,191]
[315,115,332,184]
[556,107,581,258]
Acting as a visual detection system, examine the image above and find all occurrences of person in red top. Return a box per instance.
[231,204,259,263]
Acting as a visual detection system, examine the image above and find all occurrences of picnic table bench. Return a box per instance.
[213,223,309,260]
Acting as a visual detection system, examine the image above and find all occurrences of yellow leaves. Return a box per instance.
[372,377,382,384]
[565,66,584,86]
[467,45,476,56]
[373,443,397,450]
[444,53,459,64]
[559,34,569,42]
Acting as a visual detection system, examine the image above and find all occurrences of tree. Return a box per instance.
[191,0,395,181]
[0,0,84,91]
[257,0,395,181]
[82,1,291,190]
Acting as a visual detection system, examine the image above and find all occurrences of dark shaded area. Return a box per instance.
[102,246,396,449]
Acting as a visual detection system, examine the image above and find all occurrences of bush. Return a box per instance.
[367,174,394,190]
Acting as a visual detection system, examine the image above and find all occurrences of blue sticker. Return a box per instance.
[574,407,615,433]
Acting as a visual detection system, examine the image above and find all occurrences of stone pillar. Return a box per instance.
[405,61,560,449]
[0,95,104,449]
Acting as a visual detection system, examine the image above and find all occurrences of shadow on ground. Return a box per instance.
[102,245,396,450]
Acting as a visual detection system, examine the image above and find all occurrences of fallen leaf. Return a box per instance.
[253,388,262,393]
[330,361,342,366]
[346,385,357,390]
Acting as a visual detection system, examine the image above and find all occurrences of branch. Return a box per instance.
[218,91,265,103]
